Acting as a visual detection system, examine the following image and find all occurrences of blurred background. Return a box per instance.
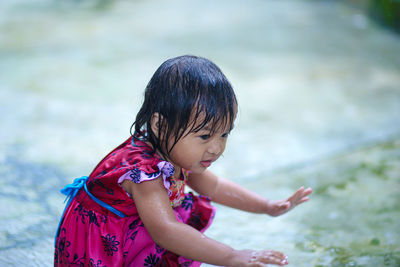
[0,0,399,266]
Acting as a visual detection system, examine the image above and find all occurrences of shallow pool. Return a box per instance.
[1,0,399,266]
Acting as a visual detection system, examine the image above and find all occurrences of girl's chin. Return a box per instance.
[188,166,208,174]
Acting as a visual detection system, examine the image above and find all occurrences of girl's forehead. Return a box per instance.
[189,113,235,133]
[184,102,237,133]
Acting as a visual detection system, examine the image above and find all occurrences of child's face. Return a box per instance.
[167,120,232,175]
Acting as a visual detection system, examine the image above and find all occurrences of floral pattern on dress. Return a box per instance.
[118,160,189,208]
[168,175,186,207]
[74,203,103,226]
[89,258,107,267]
[129,168,141,183]
[55,228,71,263]
[144,253,161,266]
[55,136,214,267]
[102,234,120,256]
[181,193,194,210]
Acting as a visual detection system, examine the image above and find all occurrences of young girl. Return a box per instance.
[54,55,312,267]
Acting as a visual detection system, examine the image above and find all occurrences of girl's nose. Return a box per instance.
[208,139,224,155]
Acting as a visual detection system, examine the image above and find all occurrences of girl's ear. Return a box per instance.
[150,113,162,137]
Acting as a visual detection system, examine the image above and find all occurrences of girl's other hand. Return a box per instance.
[266,186,312,217]
[229,249,288,267]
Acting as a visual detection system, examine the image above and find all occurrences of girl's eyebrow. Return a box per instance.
[194,127,211,133]
[200,125,234,133]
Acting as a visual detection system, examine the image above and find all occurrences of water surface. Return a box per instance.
[0,0,399,266]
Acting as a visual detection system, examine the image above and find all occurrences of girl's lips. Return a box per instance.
[200,160,212,167]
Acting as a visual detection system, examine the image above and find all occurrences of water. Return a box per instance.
[1,0,399,266]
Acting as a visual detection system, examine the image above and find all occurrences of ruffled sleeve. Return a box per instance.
[118,161,175,197]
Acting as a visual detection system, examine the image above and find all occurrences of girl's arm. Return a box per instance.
[187,170,312,216]
[121,178,288,267]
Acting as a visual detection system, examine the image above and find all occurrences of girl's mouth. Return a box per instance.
[200,160,212,167]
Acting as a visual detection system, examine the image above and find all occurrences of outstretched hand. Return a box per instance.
[229,249,288,267]
[266,186,312,217]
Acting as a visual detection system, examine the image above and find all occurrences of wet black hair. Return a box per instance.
[131,55,237,159]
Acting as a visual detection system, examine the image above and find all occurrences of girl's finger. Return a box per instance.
[253,250,288,266]
[258,255,288,266]
[296,188,312,203]
[250,263,268,267]
[289,187,305,201]
[297,197,310,205]
[303,187,313,196]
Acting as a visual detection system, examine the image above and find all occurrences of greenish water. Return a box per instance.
[1,0,399,266]
[212,138,400,266]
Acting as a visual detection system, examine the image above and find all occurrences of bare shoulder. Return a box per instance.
[121,178,167,200]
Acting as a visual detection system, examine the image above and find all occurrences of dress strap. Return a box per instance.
[55,176,126,246]
[83,182,126,218]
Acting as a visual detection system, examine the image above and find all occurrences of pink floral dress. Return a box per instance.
[54,136,216,267]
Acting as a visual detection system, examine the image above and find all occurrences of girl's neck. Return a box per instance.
[161,155,182,180]
[171,164,182,180]
[145,141,181,180]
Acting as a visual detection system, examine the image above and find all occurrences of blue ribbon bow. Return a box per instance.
[55,175,88,246]
[60,176,88,204]
[55,175,127,246]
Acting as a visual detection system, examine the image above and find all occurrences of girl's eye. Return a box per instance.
[221,132,230,138]
[200,135,211,140]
